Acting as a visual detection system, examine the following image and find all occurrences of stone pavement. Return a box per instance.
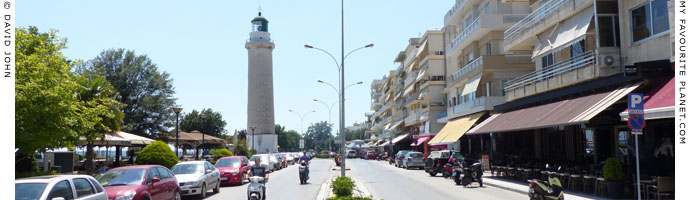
[482,172,607,200]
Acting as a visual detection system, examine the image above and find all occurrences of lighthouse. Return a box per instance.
[246,12,277,153]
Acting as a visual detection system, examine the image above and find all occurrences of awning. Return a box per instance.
[533,7,594,58]
[620,77,674,120]
[416,67,427,82]
[174,130,229,145]
[403,85,415,96]
[116,131,155,145]
[416,40,428,58]
[418,88,429,99]
[420,112,429,122]
[468,82,641,134]
[461,74,482,96]
[411,136,431,146]
[391,133,410,144]
[387,120,403,131]
[383,123,392,130]
[429,112,485,145]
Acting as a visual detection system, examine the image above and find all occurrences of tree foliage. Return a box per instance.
[179,108,227,137]
[276,125,301,152]
[76,49,176,137]
[233,139,253,158]
[136,141,178,169]
[344,128,366,141]
[304,121,333,151]
[210,149,233,159]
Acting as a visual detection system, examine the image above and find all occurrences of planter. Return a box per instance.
[605,180,624,199]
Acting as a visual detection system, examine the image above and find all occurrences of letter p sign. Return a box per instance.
[628,93,644,114]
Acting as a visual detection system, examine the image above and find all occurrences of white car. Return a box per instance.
[171,161,221,199]
[15,175,108,200]
[249,154,273,172]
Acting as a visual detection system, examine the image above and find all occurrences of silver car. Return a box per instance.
[249,154,273,172]
[171,161,221,198]
[15,175,108,200]
[402,152,425,169]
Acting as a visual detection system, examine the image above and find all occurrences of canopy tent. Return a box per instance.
[78,131,154,146]
[171,130,228,146]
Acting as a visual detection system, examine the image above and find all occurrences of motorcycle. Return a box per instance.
[453,160,483,187]
[527,164,564,200]
[247,176,265,200]
[442,162,455,178]
[299,160,309,184]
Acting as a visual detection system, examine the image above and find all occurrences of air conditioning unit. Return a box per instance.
[598,53,620,68]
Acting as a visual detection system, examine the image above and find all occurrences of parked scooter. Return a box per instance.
[453,159,483,187]
[247,176,265,200]
[527,164,564,200]
[442,162,455,178]
[298,160,309,184]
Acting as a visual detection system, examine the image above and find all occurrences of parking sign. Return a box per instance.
[627,93,645,134]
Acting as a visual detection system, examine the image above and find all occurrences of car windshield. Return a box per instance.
[172,164,204,174]
[98,168,146,186]
[15,183,47,200]
[216,159,241,167]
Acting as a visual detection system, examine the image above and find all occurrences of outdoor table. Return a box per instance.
[635,179,654,199]
[582,175,597,194]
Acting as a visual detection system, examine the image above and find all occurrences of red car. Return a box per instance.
[366,151,378,160]
[97,165,181,200]
[215,156,251,185]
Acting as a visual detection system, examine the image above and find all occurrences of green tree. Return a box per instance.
[276,125,301,152]
[179,108,227,137]
[15,27,82,172]
[210,149,233,159]
[233,139,253,158]
[304,121,333,151]
[344,128,366,141]
[76,49,176,138]
[136,141,178,169]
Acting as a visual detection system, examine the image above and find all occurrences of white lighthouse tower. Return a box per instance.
[246,12,277,153]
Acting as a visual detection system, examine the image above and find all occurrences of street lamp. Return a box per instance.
[250,126,256,152]
[200,113,207,160]
[313,99,338,126]
[289,110,316,136]
[305,40,373,177]
[173,107,183,159]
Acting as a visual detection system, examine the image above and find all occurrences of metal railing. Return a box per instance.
[449,17,481,52]
[453,96,486,113]
[504,50,596,91]
[430,76,446,81]
[437,112,448,119]
[504,0,570,43]
[452,56,484,81]
[246,38,274,43]
[405,70,418,87]
[444,0,468,25]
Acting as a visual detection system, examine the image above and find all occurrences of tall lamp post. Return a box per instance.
[173,107,183,158]
[313,99,338,126]
[200,113,207,160]
[289,110,316,136]
[250,126,256,152]
[305,40,373,177]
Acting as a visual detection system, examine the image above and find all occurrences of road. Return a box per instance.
[190,158,525,200]
[346,158,527,200]
[198,158,337,200]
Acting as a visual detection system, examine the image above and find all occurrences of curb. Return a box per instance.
[350,177,372,198]
[315,176,335,200]
[483,180,529,195]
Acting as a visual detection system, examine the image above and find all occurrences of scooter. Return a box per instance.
[442,162,455,178]
[247,176,265,200]
[454,161,483,187]
[298,160,309,184]
[527,164,564,200]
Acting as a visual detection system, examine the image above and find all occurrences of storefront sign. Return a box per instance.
[482,155,490,171]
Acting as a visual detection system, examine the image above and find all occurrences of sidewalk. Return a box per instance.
[482,173,606,200]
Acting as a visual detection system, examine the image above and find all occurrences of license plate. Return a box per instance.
[221,177,228,181]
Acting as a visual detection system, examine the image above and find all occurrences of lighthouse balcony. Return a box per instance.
[247,37,273,43]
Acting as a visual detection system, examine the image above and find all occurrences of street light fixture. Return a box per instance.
[250,126,256,152]
[199,113,207,160]
[173,107,183,159]
[289,110,316,136]
[313,99,338,126]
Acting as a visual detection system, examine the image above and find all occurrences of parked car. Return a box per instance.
[215,156,250,185]
[249,154,273,172]
[98,165,181,200]
[16,175,108,200]
[284,153,295,165]
[425,150,452,176]
[278,153,288,168]
[402,151,425,169]
[171,161,221,198]
[268,153,282,170]
[347,150,357,158]
[366,151,377,160]
[394,150,411,167]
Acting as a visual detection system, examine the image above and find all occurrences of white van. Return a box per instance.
[347,150,357,158]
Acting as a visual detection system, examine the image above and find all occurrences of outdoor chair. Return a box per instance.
[648,177,674,199]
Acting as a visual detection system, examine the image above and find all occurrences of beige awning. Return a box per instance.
[428,112,485,145]
[391,133,410,144]
[403,85,415,97]
[416,40,428,58]
[387,120,403,131]
[533,7,594,58]
[461,74,481,96]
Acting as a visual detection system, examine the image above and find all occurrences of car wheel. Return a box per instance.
[174,190,181,200]
[214,179,220,193]
[199,184,206,199]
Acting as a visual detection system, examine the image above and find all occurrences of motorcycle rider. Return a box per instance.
[248,157,269,200]
[448,152,457,164]
[299,151,311,179]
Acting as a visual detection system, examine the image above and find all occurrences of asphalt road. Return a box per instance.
[197,158,337,200]
[346,158,527,200]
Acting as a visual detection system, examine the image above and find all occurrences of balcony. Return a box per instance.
[446,14,527,56]
[503,0,592,51]
[449,96,506,119]
[405,70,418,88]
[452,56,484,81]
[443,0,469,26]
[504,50,600,101]
[405,111,421,125]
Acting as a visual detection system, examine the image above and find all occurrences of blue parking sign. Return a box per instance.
[628,93,644,114]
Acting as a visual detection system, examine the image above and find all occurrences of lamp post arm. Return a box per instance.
[344,46,369,61]
[310,46,341,71]
[320,81,340,97]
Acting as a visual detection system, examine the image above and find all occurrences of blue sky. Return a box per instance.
[19,1,453,136]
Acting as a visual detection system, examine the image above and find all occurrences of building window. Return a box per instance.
[598,15,620,47]
[486,43,492,56]
[540,53,554,79]
[631,0,669,43]
[583,129,596,160]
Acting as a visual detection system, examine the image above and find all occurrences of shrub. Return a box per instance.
[603,157,623,181]
[331,176,354,197]
[16,170,58,179]
[210,149,233,159]
[136,140,178,169]
[326,196,373,200]
[233,139,253,158]
[317,153,329,159]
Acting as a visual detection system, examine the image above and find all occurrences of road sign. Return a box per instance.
[628,93,644,114]
[627,93,644,200]
[628,114,646,133]
[299,139,304,149]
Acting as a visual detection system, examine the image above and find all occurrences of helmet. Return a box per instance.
[451,152,456,156]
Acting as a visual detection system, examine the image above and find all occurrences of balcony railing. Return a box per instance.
[504,0,570,43]
[437,112,448,119]
[453,96,485,113]
[449,17,481,52]
[444,0,468,25]
[452,56,484,81]
[405,93,419,105]
[504,50,595,91]
[430,76,446,81]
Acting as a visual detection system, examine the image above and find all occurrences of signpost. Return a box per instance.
[628,93,644,200]
[299,139,304,149]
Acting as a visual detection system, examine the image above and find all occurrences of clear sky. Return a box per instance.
[18,0,453,136]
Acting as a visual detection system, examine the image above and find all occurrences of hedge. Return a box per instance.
[136,140,178,169]
[210,149,233,159]
[317,153,330,159]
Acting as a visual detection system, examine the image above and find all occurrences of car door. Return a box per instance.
[46,180,75,200]
[205,162,219,188]
[86,177,107,200]
[154,167,175,200]
[242,157,250,175]
[71,177,101,200]
[145,168,164,200]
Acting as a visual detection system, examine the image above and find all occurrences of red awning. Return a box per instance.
[411,136,432,146]
[620,77,674,120]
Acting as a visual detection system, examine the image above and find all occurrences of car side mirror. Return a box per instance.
[205,169,213,174]
[152,177,161,183]
[51,198,66,200]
